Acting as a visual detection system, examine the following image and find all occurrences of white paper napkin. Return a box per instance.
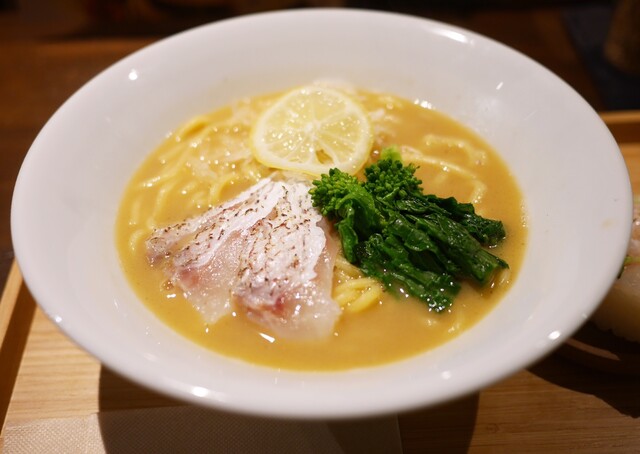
[1,405,402,453]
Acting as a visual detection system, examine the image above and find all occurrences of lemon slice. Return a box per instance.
[251,85,373,176]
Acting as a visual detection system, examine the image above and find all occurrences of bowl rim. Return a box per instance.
[11,8,633,418]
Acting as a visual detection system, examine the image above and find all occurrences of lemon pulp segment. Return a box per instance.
[251,85,373,176]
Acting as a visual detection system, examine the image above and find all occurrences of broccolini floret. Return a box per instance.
[310,168,384,263]
[366,147,507,246]
[310,147,509,312]
[363,147,422,203]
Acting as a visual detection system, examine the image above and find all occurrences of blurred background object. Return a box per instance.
[4,0,345,36]
[564,0,640,110]
[4,1,637,108]
[605,0,640,75]
[4,0,637,110]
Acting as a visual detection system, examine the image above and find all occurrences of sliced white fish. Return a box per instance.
[147,177,274,265]
[146,177,340,340]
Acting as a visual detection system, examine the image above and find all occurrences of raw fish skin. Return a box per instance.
[146,177,341,340]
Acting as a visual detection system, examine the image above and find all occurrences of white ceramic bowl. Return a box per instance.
[11,9,632,419]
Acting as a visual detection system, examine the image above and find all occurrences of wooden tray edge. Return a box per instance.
[0,262,22,345]
[0,263,36,437]
[599,110,640,143]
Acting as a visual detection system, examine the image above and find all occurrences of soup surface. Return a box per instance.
[116,86,527,371]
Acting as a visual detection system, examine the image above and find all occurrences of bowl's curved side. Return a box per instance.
[11,9,632,418]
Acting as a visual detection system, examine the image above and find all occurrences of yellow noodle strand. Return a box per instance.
[179,180,200,195]
[186,189,209,211]
[402,147,487,202]
[469,180,487,204]
[128,196,144,227]
[334,256,362,276]
[422,134,487,165]
[345,286,383,313]
[139,151,191,188]
[334,277,384,312]
[150,179,178,225]
[334,277,381,293]
[208,171,240,204]
[128,229,146,252]
[334,290,360,306]
[156,141,187,163]
[173,115,212,139]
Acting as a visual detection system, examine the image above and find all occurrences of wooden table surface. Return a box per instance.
[1,4,639,453]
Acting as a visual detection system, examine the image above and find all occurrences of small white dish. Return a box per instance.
[11,9,632,418]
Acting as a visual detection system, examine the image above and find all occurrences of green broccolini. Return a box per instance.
[310,146,508,312]
[310,168,384,263]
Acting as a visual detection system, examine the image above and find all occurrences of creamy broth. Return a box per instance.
[115,87,527,371]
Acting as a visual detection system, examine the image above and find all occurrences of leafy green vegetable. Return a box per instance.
[310,168,384,263]
[310,146,508,312]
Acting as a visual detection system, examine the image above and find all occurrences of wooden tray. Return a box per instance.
[2,113,640,452]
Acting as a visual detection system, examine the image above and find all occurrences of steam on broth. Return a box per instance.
[115,85,527,371]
